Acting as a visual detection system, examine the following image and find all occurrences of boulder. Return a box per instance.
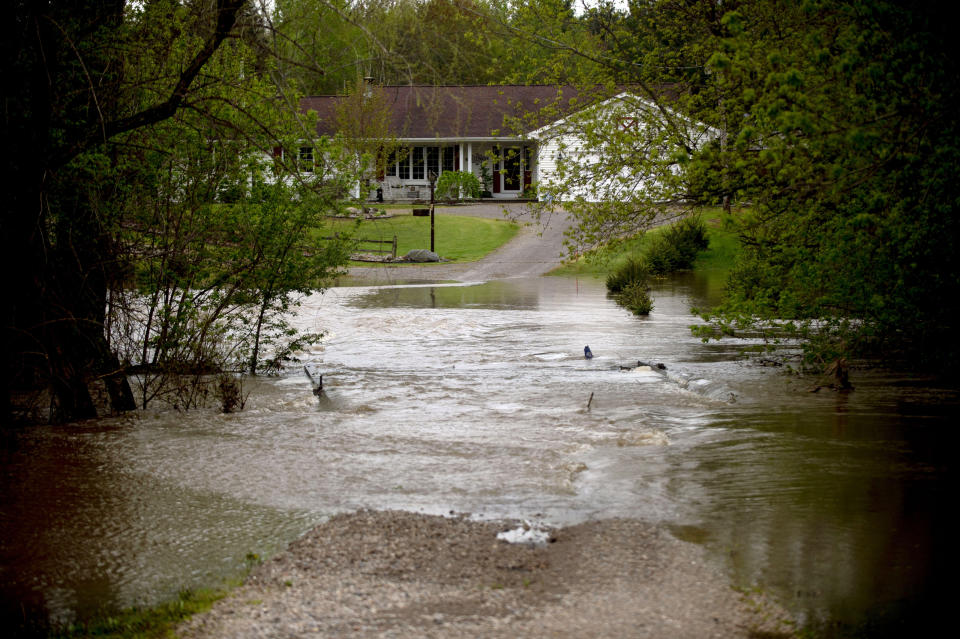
[404,249,440,262]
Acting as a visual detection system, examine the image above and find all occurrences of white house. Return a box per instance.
[530,91,720,203]
[300,84,711,202]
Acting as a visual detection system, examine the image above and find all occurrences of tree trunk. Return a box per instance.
[3,0,244,423]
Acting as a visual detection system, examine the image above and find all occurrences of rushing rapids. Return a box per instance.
[1,274,954,634]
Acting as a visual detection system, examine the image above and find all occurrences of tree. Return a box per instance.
[101,4,355,408]
[272,0,509,91]
[2,0,250,423]
[352,0,505,85]
[452,0,596,85]
[239,169,353,376]
[332,78,408,199]
[685,0,960,371]
[2,0,359,422]
[271,0,369,94]
[505,0,960,372]
[525,88,714,256]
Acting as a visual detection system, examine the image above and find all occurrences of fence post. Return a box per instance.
[392,235,398,259]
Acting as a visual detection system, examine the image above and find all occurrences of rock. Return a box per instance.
[638,360,666,370]
[404,249,440,262]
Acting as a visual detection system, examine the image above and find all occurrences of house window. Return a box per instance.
[442,146,455,173]
[298,147,314,172]
[385,149,398,177]
[426,146,440,178]
[388,147,443,181]
[523,146,532,189]
[412,146,425,180]
[397,149,411,179]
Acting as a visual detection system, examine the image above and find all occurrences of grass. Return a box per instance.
[45,554,265,638]
[691,217,741,271]
[47,584,237,638]
[550,208,740,278]
[326,210,519,263]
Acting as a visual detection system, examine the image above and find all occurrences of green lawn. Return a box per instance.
[549,208,740,278]
[328,212,519,263]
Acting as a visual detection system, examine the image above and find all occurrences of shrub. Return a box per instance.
[646,215,709,274]
[435,170,481,200]
[606,256,651,293]
[215,374,247,413]
[615,281,654,315]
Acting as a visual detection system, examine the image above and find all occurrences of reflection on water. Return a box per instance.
[1,275,954,636]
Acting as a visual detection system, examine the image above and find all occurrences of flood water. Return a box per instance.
[1,274,955,636]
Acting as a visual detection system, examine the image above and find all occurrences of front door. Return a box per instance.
[500,146,522,192]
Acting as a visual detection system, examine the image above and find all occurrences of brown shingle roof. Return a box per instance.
[301,85,594,140]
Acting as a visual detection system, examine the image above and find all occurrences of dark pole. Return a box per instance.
[428,171,437,253]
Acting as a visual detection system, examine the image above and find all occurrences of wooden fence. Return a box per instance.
[323,234,398,260]
[356,235,398,259]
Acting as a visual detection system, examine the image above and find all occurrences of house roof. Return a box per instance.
[301,85,603,141]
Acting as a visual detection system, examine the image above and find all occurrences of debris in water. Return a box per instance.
[620,360,667,371]
[303,366,324,397]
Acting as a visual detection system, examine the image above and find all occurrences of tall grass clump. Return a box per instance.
[606,256,651,293]
[606,257,654,315]
[604,216,710,316]
[616,281,654,315]
[645,215,709,274]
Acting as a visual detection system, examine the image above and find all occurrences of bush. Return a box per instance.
[615,281,654,315]
[646,215,709,274]
[606,256,651,293]
[215,373,246,413]
[606,256,654,315]
[435,170,481,200]
[603,216,707,315]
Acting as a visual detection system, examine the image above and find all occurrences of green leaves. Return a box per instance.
[435,170,482,200]
[510,0,958,370]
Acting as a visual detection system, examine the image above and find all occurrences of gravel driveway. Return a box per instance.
[345,202,574,283]
[179,511,794,638]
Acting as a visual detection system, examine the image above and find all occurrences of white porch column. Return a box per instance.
[467,143,472,176]
[351,151,363,199]
[458,143,464,173]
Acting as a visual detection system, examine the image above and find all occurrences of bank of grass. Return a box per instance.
[326,211,519,263]
[550,209,740,278]
[46,584,233,638]
[43,553,267,638]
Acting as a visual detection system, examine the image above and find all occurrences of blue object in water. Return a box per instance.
[584,346,593,359]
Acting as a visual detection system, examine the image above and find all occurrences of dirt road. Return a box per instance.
[345,202,575,284]
[179,511,795,639]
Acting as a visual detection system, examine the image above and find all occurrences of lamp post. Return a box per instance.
[428,170,437,253]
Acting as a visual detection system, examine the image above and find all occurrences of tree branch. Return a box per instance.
[52,0,247,169]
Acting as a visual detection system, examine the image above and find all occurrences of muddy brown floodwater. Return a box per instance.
[1,206,955,636]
